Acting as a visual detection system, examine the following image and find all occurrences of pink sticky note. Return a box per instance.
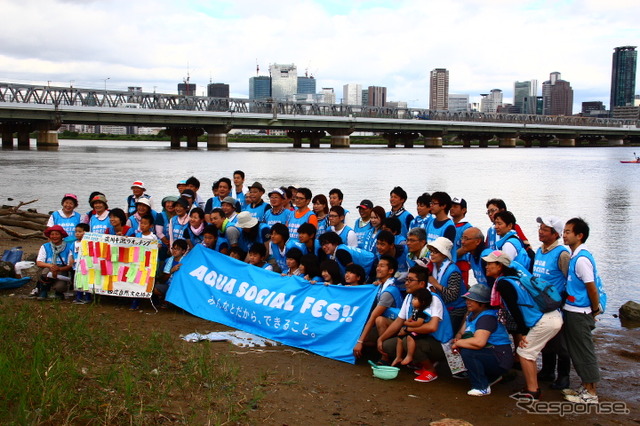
[118,266,125,281]
[134,270,142,284]
[79,258,88,275]
[133,246,140,263]
[105,261,113,276]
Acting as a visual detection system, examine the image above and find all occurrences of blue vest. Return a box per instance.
[245,202,269,222]
[333,225,355,246]
[287,210,316,241]
[409,214,433,231]
[377,281,404,320]
[90,214,114,234]
[128,210,158,233]
[461,252,489,287]
[214,236,229,253]
[498,275,543,328]
[353,219,373,249]
[157,211,171,247]
[50,211,82,237]
[486,226,497,249]
[362,228,380,253]
[387,209,414,238]
[333,244,375,276]
[533,245,569,294]
[434,260,466,310]
[237,223,270,252]
[169,215,189,242]
[427,218,456,261]
[566,249,604,309]
[264,209,292,228]
[269,240,298,272]
[43,242,73,266]
[454,221,472,254]
[315,216,329,240]
[465,310,511,346]
[184,226,204,246]
[407,292,454,343]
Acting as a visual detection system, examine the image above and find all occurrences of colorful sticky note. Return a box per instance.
[144,250,151,267]
[111,246,119,262]
[81,240,89,256]
[87,241,95,257]
[79,258,88,275]
[88,269,95,285]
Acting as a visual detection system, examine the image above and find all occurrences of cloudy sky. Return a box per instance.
[1,0,638,110]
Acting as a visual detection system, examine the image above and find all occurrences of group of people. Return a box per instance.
[37,170,604,404]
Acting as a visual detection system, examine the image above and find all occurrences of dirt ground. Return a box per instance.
[2,236,639,425]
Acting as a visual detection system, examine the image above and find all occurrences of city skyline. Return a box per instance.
[0,0,638,111]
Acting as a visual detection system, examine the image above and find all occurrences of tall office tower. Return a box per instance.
[429,68,449,110]
[480,89,503,113]
[542,72,573,115]
[343,83,362,105]
[207,83,230,98]
[270,63,297,100]
[297,75,316,95]
[448,94,470,112]
[249,76,271,100]
[178,82,196,96]
[610,46,637,109]
[321,88,335,104]
[361,89,369,106]
[367,86,387,106]
[514,80,538,114]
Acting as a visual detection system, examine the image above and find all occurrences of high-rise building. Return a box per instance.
[361,89,369,106]
[321,88,335,104]
[610,46,637,109]
[448,94,470,112]
[429,68,449,110]
[297,76,316,95]
[367,86,387,107]
[513,80,538,114]
[343,83,362,105]
[480,89,502,113]
[270,63,297,100]
[542,72,573,115]
[249,76,271,100]
[178,82,196,96]
[207,83,230,98]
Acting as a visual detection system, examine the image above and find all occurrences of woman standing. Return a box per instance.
[362,206,386,253]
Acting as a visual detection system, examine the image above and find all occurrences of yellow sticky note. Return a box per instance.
[88,268,95,285]
[139,269,148,287]
[81,240,89,256]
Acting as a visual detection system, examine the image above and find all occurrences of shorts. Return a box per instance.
[516,310,563,361]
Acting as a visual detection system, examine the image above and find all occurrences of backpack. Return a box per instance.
[510,261,563,313]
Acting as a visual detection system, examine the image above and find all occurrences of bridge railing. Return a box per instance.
[0,82,638,128]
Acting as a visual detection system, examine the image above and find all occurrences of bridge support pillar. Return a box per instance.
[558,138,576,147]
[537,136,553,147]
[1,124,14,149]
[328,129,352,148]
[383,133,399,148]
[16,124,32,150]
[186,128,204,149]
[308,131,324,148]
[401,133,419,148]
[205,126,230,149]
[498,136,517,148]
[422,131,444,148]
[458,134,473,148]
[35,121,60,148]
[607,138,624,146]
[519,135,534,148]
[477,135,491,148]
[287,131,303,148]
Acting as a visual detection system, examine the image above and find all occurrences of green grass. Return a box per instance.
[0,298,265,425]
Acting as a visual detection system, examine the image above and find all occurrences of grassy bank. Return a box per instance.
[0,298,264,425]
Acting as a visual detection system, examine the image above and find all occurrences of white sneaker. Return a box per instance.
[564,389,598,404]
[467,387,491,396]
[562,385,586,396]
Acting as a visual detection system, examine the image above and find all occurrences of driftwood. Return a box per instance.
[0,200,48,239]
[0,225,44,239]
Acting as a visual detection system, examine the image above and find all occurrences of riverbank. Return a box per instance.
[1,236,638,424]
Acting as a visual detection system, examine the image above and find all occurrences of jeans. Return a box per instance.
[460,347,507,390]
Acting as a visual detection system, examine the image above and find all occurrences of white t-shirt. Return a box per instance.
[398,291,444,321]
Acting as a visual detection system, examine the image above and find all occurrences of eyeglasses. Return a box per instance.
[294,196,307,201]
[406,238,421,243]
[429,202,440,206]
[405,277,420,283]
[486,208,499,215]
[328,214,340,218]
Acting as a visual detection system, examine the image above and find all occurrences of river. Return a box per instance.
[2,139,639,328]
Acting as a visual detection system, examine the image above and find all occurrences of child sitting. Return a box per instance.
[201,224,229,254]
[134,214,157,240]
[228,246,246,261]
[156,239,188,309]
[72,223,92,304]
[344,263,366,286]
[247,243,273,271]
[392,288,433,366]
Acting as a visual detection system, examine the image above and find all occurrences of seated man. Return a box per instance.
[378,265,454,383]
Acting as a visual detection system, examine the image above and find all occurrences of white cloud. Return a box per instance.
[0,0,638,110]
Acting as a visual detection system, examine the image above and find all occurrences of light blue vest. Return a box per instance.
[434,260,466,310]
[465,310,511,346]
[533,245,569,294]
[353,218,373,249]
[407,292,454,343]
[566,249,605,309]
[498,275,543,328]
[50,211,82,237]
[90,214,114,234]
[287,210,316,241]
